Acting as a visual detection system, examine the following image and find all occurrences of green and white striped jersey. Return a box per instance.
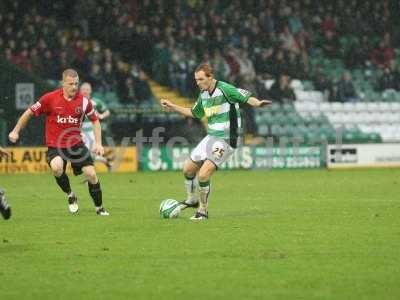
[82,97,108,133]
[191,81,252,147]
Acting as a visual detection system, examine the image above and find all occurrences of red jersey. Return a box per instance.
[30,88,98,148]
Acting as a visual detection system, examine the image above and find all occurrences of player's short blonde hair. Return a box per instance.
[195,63,214,77]
[80,82,92,89]
[62,69,79,80]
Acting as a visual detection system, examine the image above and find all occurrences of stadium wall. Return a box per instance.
[0,147,138,174]
[140,145,323,171]
[0,58,53,146]
[3,143,400,173]
[327,143,400,168]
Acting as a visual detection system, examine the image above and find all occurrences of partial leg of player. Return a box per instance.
[180,160,201,209]
[190,160,216,220]
[82,165,110,216]
[50,156,79,214]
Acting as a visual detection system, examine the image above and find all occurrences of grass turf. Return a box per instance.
[0,168,399,299]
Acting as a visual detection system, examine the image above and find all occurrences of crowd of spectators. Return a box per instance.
[1,0,400,105]
[0,0,153,106]
[79,0,399,102]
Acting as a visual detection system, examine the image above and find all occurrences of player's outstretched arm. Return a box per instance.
[160,99,194,118]
[247,97,272,108]
[98,109,110,120]
[8,109,33,143]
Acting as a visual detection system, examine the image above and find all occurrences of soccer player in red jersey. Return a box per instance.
[8,69,109,216]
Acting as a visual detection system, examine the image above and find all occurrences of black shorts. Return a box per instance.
[46,142,94,176]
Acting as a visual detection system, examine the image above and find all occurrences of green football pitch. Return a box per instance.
[1,168,399,300]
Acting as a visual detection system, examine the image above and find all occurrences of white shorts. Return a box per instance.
[81,131,95,151]
[190,135,235,168]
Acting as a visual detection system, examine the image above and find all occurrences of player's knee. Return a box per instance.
[183,161,197,178]
[52,167,64,177]
[198,161,216,182]
[86,173,98,184]
[198,168,211,182]
[49,156,64,177]
[183,168,196,179]
[83,167,98,184]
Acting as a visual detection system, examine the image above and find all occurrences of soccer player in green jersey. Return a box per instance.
[161,63,272,220]
[0,147,11,220]
[80,83,113,171]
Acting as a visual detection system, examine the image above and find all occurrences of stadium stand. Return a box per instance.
[1,0,399,144]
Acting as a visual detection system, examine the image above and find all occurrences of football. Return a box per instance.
[159,199,181,219]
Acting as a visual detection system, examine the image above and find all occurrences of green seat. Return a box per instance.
[263,112,276,126]
[270,103,282,114]
[255,113,263,125]
[282,103,295,113]
[304,131,319,145]
[258,124,269,136]
[382,90,397,102]
[274,113,287,126]
[282,125,297,137]
[367,132,382,143]
[343,129,364,143]
[303,80,314,91]
[307,123,319,133]
[92,91,105,99]
[104,92,120,103]
[270,125,285,136]
[395,92,400,102]
[262,112,273,124]
[286,113,299,125]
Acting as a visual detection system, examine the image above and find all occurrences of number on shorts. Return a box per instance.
[212,147,225,159]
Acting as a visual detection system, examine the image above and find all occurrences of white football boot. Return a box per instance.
[67,192,79,214]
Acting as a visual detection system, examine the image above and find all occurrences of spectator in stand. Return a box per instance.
[370,37,395,69]
[345,35,371,68]
[259,8,275,35]
[87,63,103,91]
[41,50,59,79]
[378,61,400,91]
[72,39,87,69]
[168,50,188,96]
[120,77,138,105]
[341,6,358,35]
[102,62,116,93]
[14,48,32,71]
[103,48,115,66]
[210,50,230,81]
[237,49,256,83]
[321,12,337,34]
[58,50,70,75]
[4,48,16,64]
[279,25,297,52]
[287,51,306,79]
[269,74,296,103]
[271,49,290,78]
[254,47,275,79]
[337,71,359,102]
[225,46,241,84]
[314,67,333,101]
[115,59,130,101]
[29,48,42,74]
[288,10,304,34]
[134,70,153,105]
[322,30,340,58]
